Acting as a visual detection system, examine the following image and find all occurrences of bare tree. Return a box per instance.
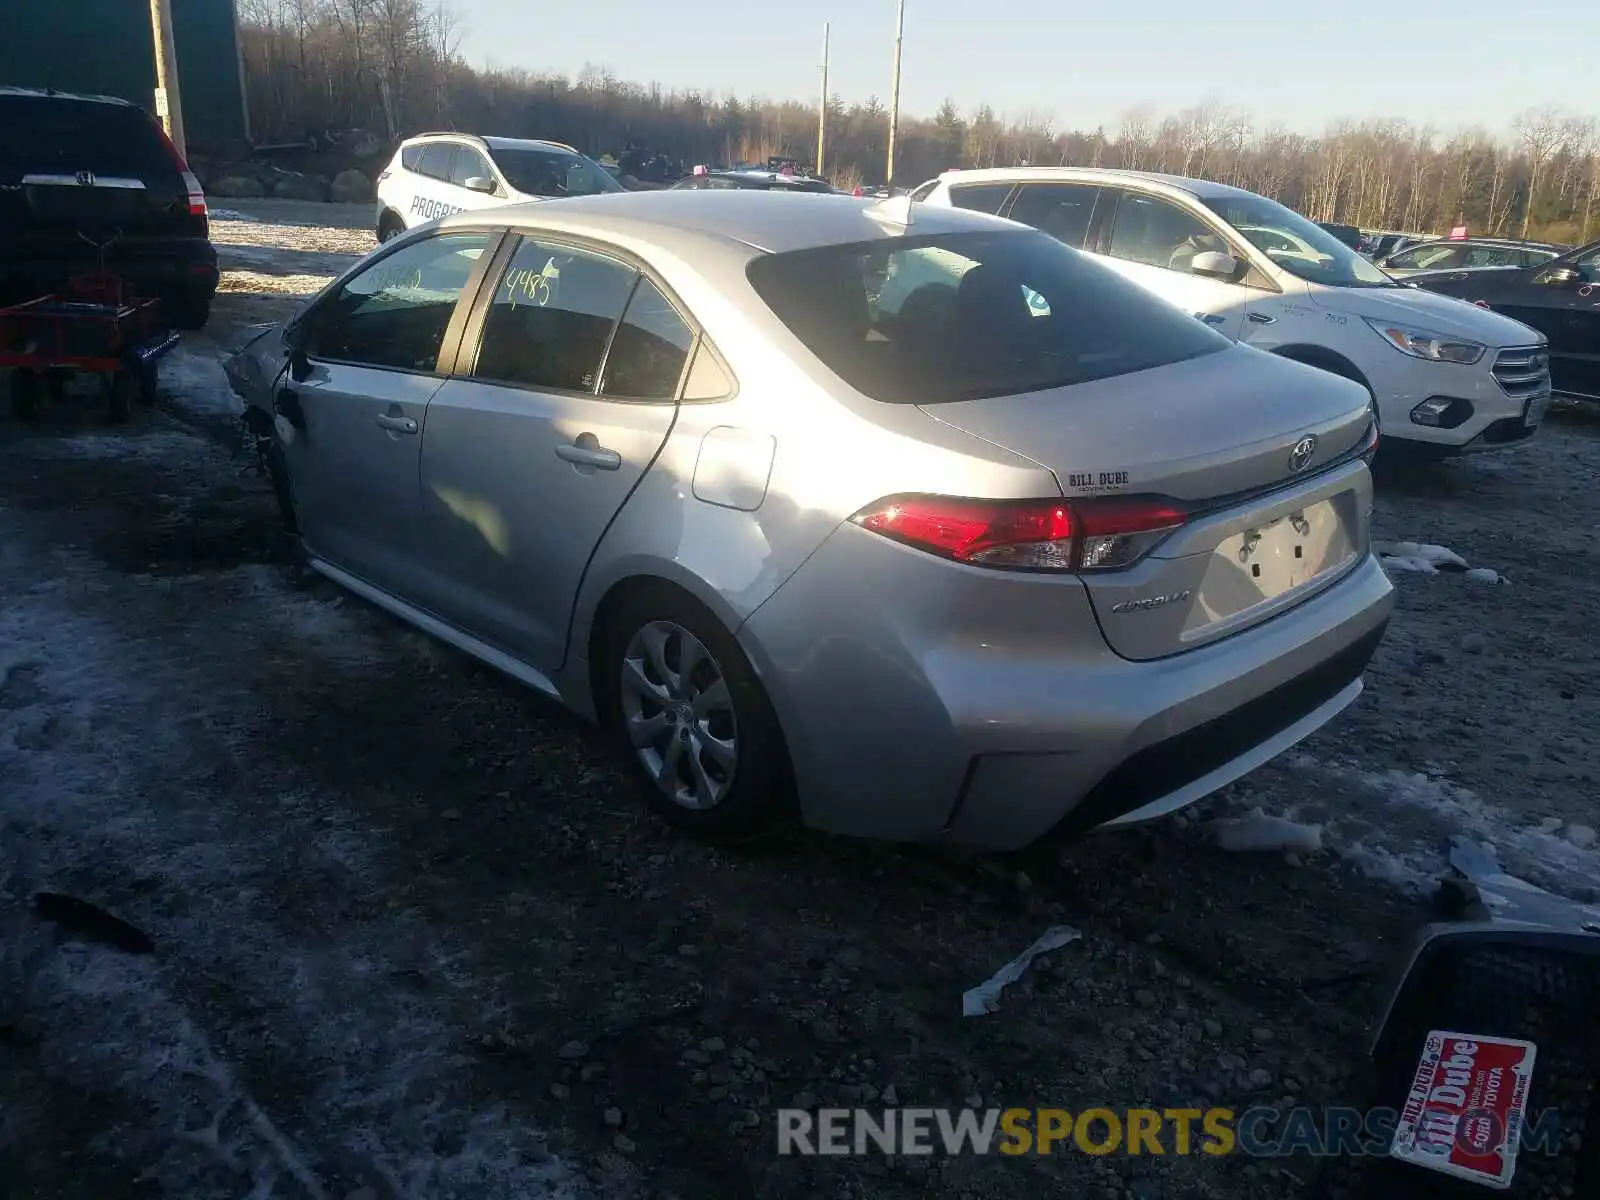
[1514,106,1568,238]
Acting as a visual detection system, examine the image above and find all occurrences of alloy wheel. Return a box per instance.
[619,619,738,810]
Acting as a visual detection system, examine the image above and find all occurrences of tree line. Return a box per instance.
[238,0,1600,243]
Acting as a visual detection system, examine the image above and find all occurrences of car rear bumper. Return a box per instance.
[0,241,219,304]
[739,526,1394,851]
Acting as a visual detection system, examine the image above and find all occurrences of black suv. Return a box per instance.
[0,87,219,329]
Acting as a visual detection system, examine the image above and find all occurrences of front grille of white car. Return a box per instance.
[1492,346,1552,399]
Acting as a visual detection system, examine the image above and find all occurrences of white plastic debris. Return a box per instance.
[1205,810,1323,854]
[1568,824,1598,851]
[961,925,1080,1017]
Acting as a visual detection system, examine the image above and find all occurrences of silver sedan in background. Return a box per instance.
[227,190,1394,850]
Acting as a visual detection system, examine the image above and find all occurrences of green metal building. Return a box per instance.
[0,0,249,146]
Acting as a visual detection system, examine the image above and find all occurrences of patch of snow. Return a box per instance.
[1278,754,1600,899]
[158,347,244,420]
[208,208,259,222]
[1206,810,1323,853]
[1376,541,1468,570]
[0,523,581,1196]
[1376,540,1508,583]
[218,268,337,298]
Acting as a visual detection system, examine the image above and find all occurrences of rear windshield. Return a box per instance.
[0,96,174,179]
[489,147,624,198]
[746,229,1228,404]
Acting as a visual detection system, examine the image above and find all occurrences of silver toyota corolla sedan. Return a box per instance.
[227,189,1394,850]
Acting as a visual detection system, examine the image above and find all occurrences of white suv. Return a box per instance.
[374,132,624,242]
[915,168,1552,455]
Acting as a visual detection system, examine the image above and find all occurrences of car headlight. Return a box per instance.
[1364,318,1485,365]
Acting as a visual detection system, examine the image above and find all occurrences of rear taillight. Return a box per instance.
[849,495,1186,572]
[151,118,207,217]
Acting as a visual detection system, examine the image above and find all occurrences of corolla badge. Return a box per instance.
[1288,434,1318,473]
[1110,589,1192,615]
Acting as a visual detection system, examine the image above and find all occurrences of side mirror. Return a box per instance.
[1540,266,1581,285]
[283,320,311,381]
[463,176,497,195]
[1191,250,1241,281]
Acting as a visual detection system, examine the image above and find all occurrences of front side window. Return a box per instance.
[746,229,1228,405]
[1006,183,1102,249]
[1107,192,1232,274]
[947,183,1013,215]
[1464,245,1520,267]
[1520,249,1558,267]
[600,278,695,401]
[471,237,637,392]
[306,231,490,371]
[489,147,625,198]
[1204,195,1394,287]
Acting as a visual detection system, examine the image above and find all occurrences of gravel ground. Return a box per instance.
[1,199,1597,1198]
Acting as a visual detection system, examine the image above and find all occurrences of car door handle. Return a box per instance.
[374,413,418,435]
[1247,312,1276,325]
[555,441,621,470]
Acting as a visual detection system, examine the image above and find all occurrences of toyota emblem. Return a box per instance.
[1288,435,1318,473]
[75,170,95,186]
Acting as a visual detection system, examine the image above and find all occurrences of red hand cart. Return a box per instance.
[0,272,180,425]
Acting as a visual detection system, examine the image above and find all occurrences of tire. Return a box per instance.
[377,211,405,243]
[600,585,794,843]
[10,368,41,422]
[163,292,211,332]
[106,371,134,425]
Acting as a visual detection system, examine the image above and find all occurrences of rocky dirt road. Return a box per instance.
[1,200,1596,1199]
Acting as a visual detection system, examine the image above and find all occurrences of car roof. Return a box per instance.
[403,132,580,155]
[0,85,136,109]
[935,165,1263,203]
[1401,236,1562,250]
[438,188,1018,256]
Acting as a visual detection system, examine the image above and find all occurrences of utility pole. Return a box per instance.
[816,22,830,177]
[148,0,187,158]
[885,0,906,193]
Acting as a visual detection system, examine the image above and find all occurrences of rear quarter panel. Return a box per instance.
[566,231,1058,663]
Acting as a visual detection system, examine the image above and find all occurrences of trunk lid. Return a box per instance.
[921,344,1375,660]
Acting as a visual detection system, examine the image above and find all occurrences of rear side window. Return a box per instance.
[0,96,174,180]
[947,183,1013,215]
[472,237,638,392]
[600,279,695,401]
[746,229,1227,405]
[1007,183,1102,248]
[415,143,456,180]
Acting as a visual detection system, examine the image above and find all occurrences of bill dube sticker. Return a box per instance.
[1390,1030,1537,1190]
[1064,470,1131,495]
